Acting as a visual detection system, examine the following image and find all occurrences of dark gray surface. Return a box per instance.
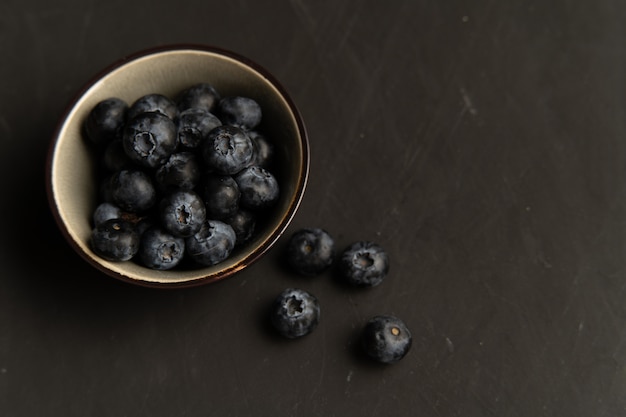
[2,0,626,416]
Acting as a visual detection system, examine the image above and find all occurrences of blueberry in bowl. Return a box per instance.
[46,45,309,288]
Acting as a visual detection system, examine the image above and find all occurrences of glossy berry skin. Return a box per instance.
[185,220,236,266]
[176,83,221,113]
[286,228,335,276]
[159,190,207,238]
[247,130,274,169]
[202,125,254,175]
[84,97,128,147]
[177,108,222,150]
[92,202,123,226]
[123,112,178,169]
[155,152,201,192]
[226,209,256,246]
[218,96,262,130]
[90,219,140,261]
[339,241,389,287]
[93,202,141,228]
[234,165,280,210]
[270,288,320,339]
[138,226,186,270]
[361,315,412,364]
[127,93,178,121]
[107,169,157,213]
[201,175,241,220]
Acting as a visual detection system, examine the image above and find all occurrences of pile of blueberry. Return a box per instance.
[271,228,412,364]
[84,84,279,270]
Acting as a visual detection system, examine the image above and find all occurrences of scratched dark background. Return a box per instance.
[2,0,626,416]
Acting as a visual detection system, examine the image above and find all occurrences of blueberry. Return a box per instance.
[285,228,335,276]
[269,288,320,339]
[234,165,280,210]
[176,83,221,113]
[107,169,157,213]
[134,216,154,237]
[138,226,186,270]
[123,112,178,169]
[155,152,201,192]
[339,241,389,287]
[177,108,222,150]
[247,130,275,169]
[361,315,412,364]
[127,93,178,120]
[159,190,207,238]
[92,203,141,226]
[185,220,236,266]
[93,202,123,226]
[201,175,241,220]
[202,125,254,175]
[225,209,256,246]
[102,139,134,172]
[90,219,140,261]
[84,97,128,147]
[218,96,262,130]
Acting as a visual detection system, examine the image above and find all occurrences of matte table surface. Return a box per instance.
[2,1,626,416]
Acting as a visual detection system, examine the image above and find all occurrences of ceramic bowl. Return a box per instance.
[46,45,309,288]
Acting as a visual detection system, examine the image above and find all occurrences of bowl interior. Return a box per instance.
[48,47,308,287]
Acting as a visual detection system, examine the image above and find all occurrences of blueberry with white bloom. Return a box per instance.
[361,315,412,364]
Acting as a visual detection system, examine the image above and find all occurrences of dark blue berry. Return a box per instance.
[234,165,280,210]
[134,217,154,237]
[90,219,140,261]
[177,108,222,150]
[339,241,389,287]
[286,228,335,276]
[201,175,240,220]
[93,202,123,226]
[155,152,201,192]
[108,169,157,213]
[138,226,186,270]
[218,96,262,130]
[159,190,207,238]
[185,220,236,266]
[102,139,134,172]
[225,209,256,246]
[123,112,178,169]
[127,93,178,120]
[270,288,320,339]
[361,315,412,364]
[84,97,128,147]
[176,83,221,113]
[202,125,254,175]
[248,130,275,169]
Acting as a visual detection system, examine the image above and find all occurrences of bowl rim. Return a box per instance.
[45,43,310,289]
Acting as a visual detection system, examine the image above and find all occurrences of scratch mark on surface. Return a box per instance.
[445,336,455,353]
[460,87,478,116]
[346,370,354,382]
[481,281,526,317]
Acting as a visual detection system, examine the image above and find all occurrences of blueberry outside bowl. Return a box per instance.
[46,45,309,288]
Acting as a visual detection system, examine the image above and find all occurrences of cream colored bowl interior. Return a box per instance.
[48,48,308,287]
